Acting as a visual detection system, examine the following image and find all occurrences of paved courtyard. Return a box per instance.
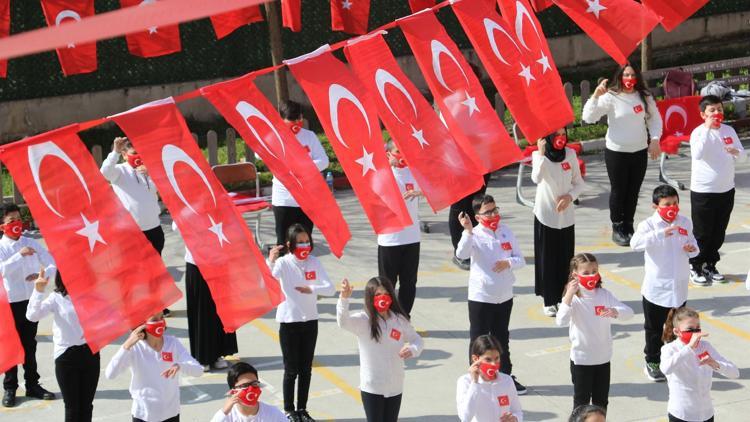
[2,143,750,421]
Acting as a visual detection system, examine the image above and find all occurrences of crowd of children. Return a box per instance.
[0,88,745,422]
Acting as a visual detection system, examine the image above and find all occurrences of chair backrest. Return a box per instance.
[663,69,695,99]
[212,162,260,194]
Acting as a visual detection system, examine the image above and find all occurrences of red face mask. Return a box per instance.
[390,152,407,168]
[679,329,701,345]
[479,362,500,380]
[286,120,303,134]
[657,204,679,223]
[552,134,568,150]
[622,76,637,89]
[3,220,23,238]
[479,215,501,231]
[577,273,601,290]
[126,153,143,168]
[144,320,166,338]
[234,385,262,407]
[373,294,392,313]
[710,113,724,128]
[292,243,311,260]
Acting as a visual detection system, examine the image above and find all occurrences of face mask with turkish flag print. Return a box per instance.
[373,294,392,313]
[3,220,24,238]
[622,76,637,90]
[285,119,303,134]
[126,153,143,168]
[292,243,312,260]
[479,361,500,380]
[145,319,166,338]
[679,328,701,345]
[552,134,568,150]
[657,204,679,223]
[711,112,724,128]
[577,273,601,290]
[479,215,501,231]
[390,152,407,169]
[234,384,262,407]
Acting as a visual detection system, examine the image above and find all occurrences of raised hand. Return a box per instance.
[593,79,609,98]
[34,266,49,292]
[124,325,146,350]
[340,278,353,299]
[113,137,128,153]
[458,212,473,233]
[268,245,284,264]
[469,359,482,383]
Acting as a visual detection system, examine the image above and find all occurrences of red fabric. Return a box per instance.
[408,0,435,13]
[112,100,282,332]
[281,0,301,32]
[119,0,181,58]
[235,201,270,214]
[201,74,352,257]
[530,0,554,12]
[0,125,181,352]
[551,0,659,65]
[399,10,522,174]
[656,96,702,155]
[642,0,708,32]
[40,0,97,76]
[0,275,24,373]
[210,6,263,39]
[344,33,485,212]
[0,0,9,77]
[331,0,370,34]
[287,49,412,235]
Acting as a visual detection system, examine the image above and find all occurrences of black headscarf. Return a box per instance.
[543,129,568,163]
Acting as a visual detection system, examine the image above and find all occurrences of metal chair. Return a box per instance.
[212,162,271,247]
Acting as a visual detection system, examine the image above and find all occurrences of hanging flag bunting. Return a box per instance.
[551,0,660,65]
[40,0,97,76]
[0,124,181,352]
[286,46,412,234]
[0,0,9,77]
[642,0,709,32]
[408,0,435,14]
[399,10,522,173]
[112,99,283,332]
[201,74,352,257]
[119,0,182,58]
[0,275,24,373]
[281,0,301,32]
[331,0,370,35]
[210,6,264,39]
[656,95,702,154]
[344,33,486,212]
[530,0,554,12]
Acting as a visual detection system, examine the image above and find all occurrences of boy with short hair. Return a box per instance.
[630,185,699,382]
[212,362,287,422]
[689,95,747,283]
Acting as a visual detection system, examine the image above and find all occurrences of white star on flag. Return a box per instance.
[67,43,76,49]
[674,131,684,137]
[208,215,230,247]
[354,146,376,176]
[537,52,551,74]
[75,213,106,253]
[410,125,430,148]
[148,26,158,34]
[518,64,536,86]
[342,0,353,10]
[461,92,480,116]
[586,0,607,19]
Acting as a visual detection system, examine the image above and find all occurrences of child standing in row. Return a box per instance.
[556,253,633,411]
[456,195,527,394]
[212,362,287,422]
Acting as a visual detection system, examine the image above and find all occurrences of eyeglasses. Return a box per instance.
[477,207,499,216]
[233,381,261,390]
[681,327,701,333]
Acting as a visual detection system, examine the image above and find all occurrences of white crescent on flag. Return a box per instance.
[665,105,688,132]
[375,68,417,123]
[328,83,372,149]
[235,101,287,160]
[430,39,469,93]
[514,1,542,52]
[483,18,521,66]
[55,10,82,26]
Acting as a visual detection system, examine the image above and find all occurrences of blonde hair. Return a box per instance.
[564,253,602,297]
[662,306,700,343]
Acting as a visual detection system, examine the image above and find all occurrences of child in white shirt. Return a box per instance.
[211,362,287,422]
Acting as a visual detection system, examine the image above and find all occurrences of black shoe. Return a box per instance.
[286,411,301,422]
[452,256,470,271]
[163,308,171,317]
[612,222,629,246]
[704,263,726,283]
[644,362,666,382]
[297,410,316,422]
[511,375,527,395]
[25,385,55,400]
[624,222,635,236]
[2,389,16,407]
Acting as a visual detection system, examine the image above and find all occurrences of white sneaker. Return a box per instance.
[212,357,229,369]
[202,364,211,372]
[690,269,710,286]
[542,305,557,317]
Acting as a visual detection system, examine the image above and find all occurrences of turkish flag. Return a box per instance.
[331,0,370,34]
[200,74,351,257]
[0,276,24,373]
[399,10,522,174]
[408,0,435,13]
[642,0,708,32]
[656,96,702,154]
[40,0,97,76]
[281,0,301,32]
[210,6,263,39]
[552,0,659,65]
[287,47,412,234]
[531,0,554,12]
[344,33,485,212]
[111,100,283,332]
[119,0,181,58]
[0,125,181,352]
[0,0,9,78]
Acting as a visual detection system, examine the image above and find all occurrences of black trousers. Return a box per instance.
[279,320,318,412]
[570,361,610,410]
[448,174,491,252]
[273,205,314,246]
[143,225,165,255]
[361,391,402,422]
[55,345,100,422]
[604,148,647,225]
[468,299,513,374]
[133,416,179,422]
[377,243,420,316]
[3,300,40,390]
[689,189,734,267]
[534,218,575,306]
[643,297,685,364]
[669,414,713,422]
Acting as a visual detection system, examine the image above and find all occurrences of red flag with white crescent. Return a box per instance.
[399,10,522,173]
[331,0,370,34]
[281,0,301,32]
[200,74,352,257]
[210,6,263,39]
[530,0,554,12]
[119,0,181,58]
[0,124,181,352]
[408,0,435,13]
[40,0,97,76]
[0,0,10,77]
[656,96,702,154]
[111,100,283,331]
[0,275,24,373]
[642,0,708,32]
[286,47,412,234]
[344,33,486,212]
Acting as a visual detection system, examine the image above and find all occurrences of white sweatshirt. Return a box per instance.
[555,287,634,365]
[271,254,335,323]
[377,167,421,247]
[660,339,739,421]
[101,150,161,231]
[456,373,523,422]
[689,123,747,193]
[210,402,287,422]
[26,290,86,359]
[531,148,586,229]
[0,235,57,303]
[270,128,329,207]
[337,297,423,397]
[582,91,662,153]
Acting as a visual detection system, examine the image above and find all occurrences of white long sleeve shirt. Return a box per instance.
[377,167,421,246]
[26,290,86,359]
[210,402,287,422]
[101,150,161,231]
[270,128,329,207]
[104,336,203,422]
[456,373,523,422]
[630,213,698,308]
[660,340,739,422]
[582,91,662,153]
[555,287,634,366]
[455,225,525,305]
[0,235,57,303]
[336,298,423,397]
[531,148,586,229]
[689,123,747,193]
[271,254,335,323]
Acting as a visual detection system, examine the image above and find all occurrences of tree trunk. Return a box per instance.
[265,1,289,105]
